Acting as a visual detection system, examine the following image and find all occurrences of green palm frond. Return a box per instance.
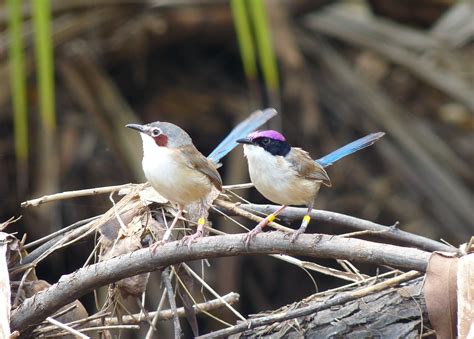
[33,0,56,132]
[231,0,258,80]
[231,0,279,91]
[248,0,279,90]
[8,0,28,163]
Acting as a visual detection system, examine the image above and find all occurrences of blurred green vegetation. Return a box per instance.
[32,0,56,133]
[7,0,28,165]
[8,0,56,177]
[231,0,279,93]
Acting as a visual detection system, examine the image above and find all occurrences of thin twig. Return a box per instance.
[34,312,110,336]
[196,271,421,338]
[46,324,140,337]
[311,269,402,297]
[222,183,254,190]
[161,267,181,339]
[12,267,33,307]
[24,216,100,250]
[11,222,96,276]
[50,304,77,320]
[214,199,293,233]
[80,324,140,332]
[73,292,239,328]
[21,183,135,207]
[182,263,246,322]
[14,189,142,276]
[46,317,89,339]
[271,254,367,282]
[172,268,233,327]
[145,269,175,339]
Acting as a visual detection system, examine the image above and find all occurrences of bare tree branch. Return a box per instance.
[219,203,454,252]
[196,270,421,338]
[10,233,431,333]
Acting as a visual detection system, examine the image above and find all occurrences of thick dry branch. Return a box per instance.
[227,203,453,253]
[197,270,421,338]
[10,233,431,333]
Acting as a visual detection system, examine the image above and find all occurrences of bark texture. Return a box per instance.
[232,278,428,338]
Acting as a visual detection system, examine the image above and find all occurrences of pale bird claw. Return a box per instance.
[243,218,270,247]
[289,229,304,244]
[243,227,261,248]
[181,231,203,249]
[150,239,167,254]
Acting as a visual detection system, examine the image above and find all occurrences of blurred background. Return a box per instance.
[1,0,473,337]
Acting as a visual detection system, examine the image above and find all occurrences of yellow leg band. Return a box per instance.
[267,214,276,223]
[198,217,206,225]
[302,215,311,226]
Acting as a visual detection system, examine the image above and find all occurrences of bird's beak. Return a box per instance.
[126,123,146,133]
[236,137,253,145]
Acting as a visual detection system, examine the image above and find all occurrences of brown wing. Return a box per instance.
[287,148,331,186]
[178,145,223,191]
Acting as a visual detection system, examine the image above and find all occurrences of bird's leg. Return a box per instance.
[244,205,287,247]
[181,202,207,249]
[290,201,314,243]
[151,206,184,254]
[181,217,206,249]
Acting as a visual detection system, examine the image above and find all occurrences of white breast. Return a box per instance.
[243,145,320,206]
[140,134,212,207]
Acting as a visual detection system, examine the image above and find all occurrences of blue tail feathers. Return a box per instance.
[207,108,277,163]
[316,132,385,168]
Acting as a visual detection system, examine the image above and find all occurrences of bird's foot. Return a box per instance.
[180,230,203,249]
[243,229,259,248]
[287,214,311,244]
[243,222,267,247]
[289,228,305,244]
[150,239,168,254]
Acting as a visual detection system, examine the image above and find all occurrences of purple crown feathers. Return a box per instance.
[248,130,286,141]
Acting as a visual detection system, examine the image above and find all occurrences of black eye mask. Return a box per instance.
[254,137,291,156]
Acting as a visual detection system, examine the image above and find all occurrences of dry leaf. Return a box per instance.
[99,208,151,298]
[424,252,458,339]
[457,253,474,339]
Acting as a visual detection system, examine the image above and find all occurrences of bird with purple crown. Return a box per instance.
[236,130,385,244]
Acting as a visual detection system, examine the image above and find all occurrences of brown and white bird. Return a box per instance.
[236,130,385,244]
[126,109,277,249]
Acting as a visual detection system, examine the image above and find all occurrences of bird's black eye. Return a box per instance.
[261,138,271,145]
[151,128,161,137]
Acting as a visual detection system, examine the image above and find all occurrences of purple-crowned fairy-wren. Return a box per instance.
[237,130,385,244]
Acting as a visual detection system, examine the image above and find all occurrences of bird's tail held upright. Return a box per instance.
[207,108,278,164]
[316,132,385,168]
